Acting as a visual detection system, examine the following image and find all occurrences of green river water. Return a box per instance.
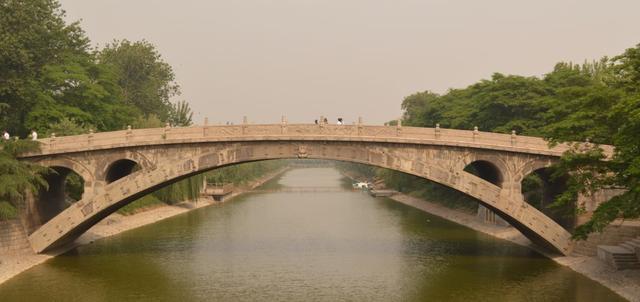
[0,168,626,301]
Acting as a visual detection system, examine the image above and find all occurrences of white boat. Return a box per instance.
[352,182,372,190]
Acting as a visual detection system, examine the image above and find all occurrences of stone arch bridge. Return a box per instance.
[18,122,612,255]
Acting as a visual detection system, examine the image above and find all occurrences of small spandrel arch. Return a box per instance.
[463,160,504,187]
[105,159,140,184]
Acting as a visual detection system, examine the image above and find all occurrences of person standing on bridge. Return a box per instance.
[337,118,343,125]
[30,129,38,140]
[2,130,9,141]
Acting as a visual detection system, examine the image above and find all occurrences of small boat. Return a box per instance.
[352,182,372,190]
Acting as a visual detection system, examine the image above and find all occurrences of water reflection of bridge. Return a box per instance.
[202,183,234,201]
[250,186,349,193]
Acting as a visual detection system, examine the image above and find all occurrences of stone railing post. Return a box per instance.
[473,126,478,141]
[88,129,94,145]
[435,123,441,139]
[50,133,56,149]
[281,115,287,134]
[584,138,591,150]
[203,117,209,137]
[319,116,325,129]
[126,126,132,141]
[511,130,517,146]
[357,117,363,136]
[396,119,402,136]
[164,123,170,139]
[242,116,248,135]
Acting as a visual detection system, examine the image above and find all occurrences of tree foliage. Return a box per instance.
[1,0,87,135]
[45,117,91,137]
[397,43,640,239]
[0,201,18,220]
[1,1,190,136]
[0,140,50,220]
[0,0,140,136]
[0,0,200,218]
[98,39,180,121]
[132,114,165,129]
[154,174,204,205]
[169,100,193,127]
[206,161,286,185]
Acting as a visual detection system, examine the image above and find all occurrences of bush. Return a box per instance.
[118,195,164,215]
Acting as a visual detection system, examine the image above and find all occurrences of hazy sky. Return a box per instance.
[58,0,640,125]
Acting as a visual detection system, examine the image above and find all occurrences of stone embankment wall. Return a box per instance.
[0,220,31,253]
[573,220,640,256]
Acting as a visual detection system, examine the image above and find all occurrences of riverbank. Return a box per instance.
[0,167,289,285]
[389,193,640,302]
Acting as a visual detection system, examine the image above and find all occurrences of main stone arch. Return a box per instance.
[28,140,573,255]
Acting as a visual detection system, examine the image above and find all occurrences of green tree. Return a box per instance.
[611,43,640,94]
[0,0,138,136]
[1,0,83,134]
[45,117,91,137]
[395,43,640,239]
[1,0,203,221]
[0,103,8,130]
[169,100,193,126]
[153,174,204,205]
[0,140,49,220]
[24,58,139,133]
[400,91,441,126]
[547,48,640,238]
[98,39,180,120]
[206,161,286,185]
[132,114,164,129]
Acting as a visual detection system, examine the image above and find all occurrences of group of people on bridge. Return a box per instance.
[315,117,344,125]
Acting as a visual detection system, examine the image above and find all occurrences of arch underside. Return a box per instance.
[28,141,572,255]
[105,159,139,184]
[34,157,95,191]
